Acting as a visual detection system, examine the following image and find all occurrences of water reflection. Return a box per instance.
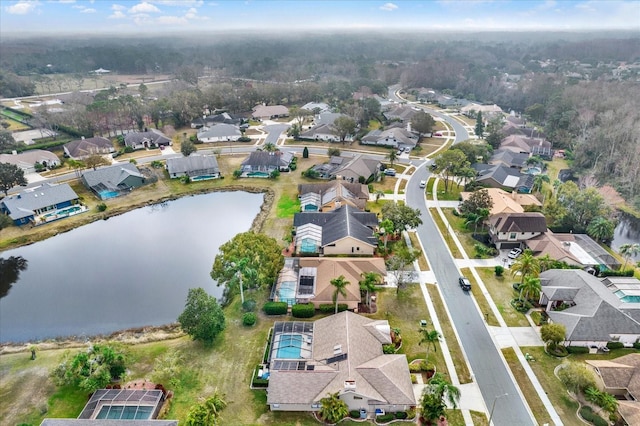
[0,256,28,299]
[612,212,640,260]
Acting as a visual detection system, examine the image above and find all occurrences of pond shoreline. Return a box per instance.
[0,185,275,352]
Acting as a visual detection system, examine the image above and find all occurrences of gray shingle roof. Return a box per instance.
[293,205,378,247]
[298,182,369,210]
[124,131,170,147]
[1,183,78,220]
[490,150,529,168]
[490,212,547,233]
[82,163,144,190]
[197,123,241,139]
[64,137,113,158]
[241,151,290,169]
[166,155,219,175]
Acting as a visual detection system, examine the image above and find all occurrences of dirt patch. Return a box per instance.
[0,363,53,422]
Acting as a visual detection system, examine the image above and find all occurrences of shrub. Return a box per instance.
[566,346,590,354]
[124,146,134,153]
[383,344,396,354]
[319,303,348,314]
[600,269,635,277]
[409,363,422,373]
[579,406,608,426]
[411,374,417,384]
[242,312,257,326]
[263,301,288,315]
[548,345,569,357]
[633,341,640,350]
[242,299,257,312]
[349,410,360,418]
[238,136,251,142]
[252,366,268,387]
[512,282,521,291]
[395,411,408,419]
[291,303,315,318]
[376,413,394,423]
[510,298,532,313]
[494,265,504,277]
[606,341,624,350]
[96,203,107,212]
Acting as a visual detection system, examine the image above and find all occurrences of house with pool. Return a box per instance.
[239,151,294,177]
[264,311,415,416]
[0,183,87,226]
[166,155,220,181]
[271,257,387,310]
[81,163,146,200]
[298,182,369,212]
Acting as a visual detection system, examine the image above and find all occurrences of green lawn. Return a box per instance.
[441,208,491,259]
[429,208,462,258]
[501,347,554,426]
[434,179,463,201]
[275,193,300,218]
[476,267,530,327]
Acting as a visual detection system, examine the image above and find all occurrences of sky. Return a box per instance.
[1,0,639,35]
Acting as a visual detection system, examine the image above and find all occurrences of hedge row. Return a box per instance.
[263,301,288,315]
[251,365,268,388]
[566,346,590,354]
[606,341,624,349]
[319,303,348,314]
[291,303,315,318]
[579,406,608,426]
[600,269,635,277]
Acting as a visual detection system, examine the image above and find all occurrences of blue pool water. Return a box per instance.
[191,175,217,181]
[99,190,120,199]
[276,333,304,359]
[96,405,153,420]
[278,281,296,305]
[43,205,82,219]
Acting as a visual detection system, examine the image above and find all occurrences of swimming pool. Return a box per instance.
[99,190,120,199]
[247,171,270,178]
[278,281,297,306]
[276,333,305,359]
[95,405,153,420]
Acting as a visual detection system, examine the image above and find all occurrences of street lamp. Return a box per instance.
[488,393,508,425]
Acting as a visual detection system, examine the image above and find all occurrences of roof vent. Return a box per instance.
[333,344,342,355]
[344,380,356,391]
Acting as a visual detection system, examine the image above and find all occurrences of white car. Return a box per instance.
[419,180,427,188]
[508,248,523,259]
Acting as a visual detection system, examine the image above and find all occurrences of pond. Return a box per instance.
[612,211,640,261]
[0,191,264,344]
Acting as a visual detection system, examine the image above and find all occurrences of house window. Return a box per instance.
[353,396,363,400]
[509,232,517,240]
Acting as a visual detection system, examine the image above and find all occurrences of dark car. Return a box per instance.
[459,276,471,291]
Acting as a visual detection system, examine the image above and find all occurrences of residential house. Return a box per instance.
[0,150,60,173]
[585,354,640,425]
[124,130,171,150]
[301,102,330,114]
[488,212,547,249]
[332,154,382,184]
[266,311,415,415]
[293,205,378,256]
[500,134,553,159]
[526,232,621,271]
[311,156,347,179]
[271,257,386,310]
[191,112,242,128]
[298,181,369,212]
[383,105,417,122]
[300,123,339,142]
[473,163,534,193]
[489,150,530,169]
[506,114,526,128]
[240,151,294,177]
[460,188,541,216]
[197,123,242,143]
[460,103,503,119]
[361,128,418,150]
[0,183,85,226]
[41,388,175,426]
[252,105,289,120]
[539,269,640,347]
[63,137,114,160]
[82,163,146,199]
[314,112,344,127]
[166,155,220,180]
[352,86,373,100]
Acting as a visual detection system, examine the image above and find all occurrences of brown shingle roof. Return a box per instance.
[489,212,547,233]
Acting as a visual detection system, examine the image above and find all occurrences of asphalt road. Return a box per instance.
[393,86,535,424]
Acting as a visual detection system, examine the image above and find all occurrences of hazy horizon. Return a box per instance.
[1,0,639,36]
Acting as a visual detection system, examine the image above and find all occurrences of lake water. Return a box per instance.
[611,211,640,261]
[0,191,264,344]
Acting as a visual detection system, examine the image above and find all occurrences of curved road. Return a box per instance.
[391,86,535,425]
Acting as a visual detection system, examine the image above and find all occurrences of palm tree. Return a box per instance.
[318,392,348,424]
[386,149,398,167]
[476,208,490,232]
[510,250,540,283]
[619,243,640,270]
[330,275,349,314]
[375,190,385,203]
[532,174,550,194]
[185,390,227,426]
[587,217,615,243]
[464,213,481,233]
[419,391,446,424]
[519,276,541,303]
[538,253,554,272]
[263,142,278,152]
[429,372,461,409]
[359,272,382,308]
[418,328,441,362]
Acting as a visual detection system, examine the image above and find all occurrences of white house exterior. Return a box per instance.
[197,124,242,143]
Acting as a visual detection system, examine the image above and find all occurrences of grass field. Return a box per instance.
[461,267,500,327]
[429,208,462,258]
[476,267,530,327]
[275,193,300,218]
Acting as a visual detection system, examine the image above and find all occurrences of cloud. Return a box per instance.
[157,15,188,24]
[80,7,95,13]
[380,2,398,11]
[150,0,203,6]
[108,10,126,19]
[129,2,160,14]
[111,4,126,11]
[6,0,39,15]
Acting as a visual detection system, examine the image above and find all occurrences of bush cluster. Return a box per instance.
[600,269,635,277]
[291,303,315,318]
[349,410,361,418]
[376,413,394,423]
[606,341,624,350]
[319,303,348,313]
[96,203,107,212]
[263,301,287,315]
[579,406,608,426]
[566,346,590,354]
[634,341,640,350]
[242,312,257,326]
[242,299,257,312]
[251,365,268,387]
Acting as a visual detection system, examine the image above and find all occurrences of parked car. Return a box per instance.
[459,276,471,291]
[434,132,442,137]
[419,180,427,188]
[508,248,523,259]
[404,147,411,153]
[384,168,396,176]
